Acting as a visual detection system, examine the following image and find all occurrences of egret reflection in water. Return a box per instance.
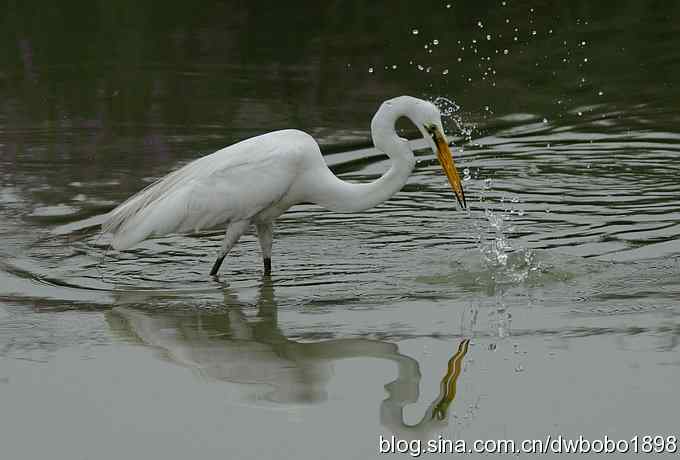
[108,279,470,434]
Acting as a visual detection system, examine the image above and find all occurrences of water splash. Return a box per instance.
[433,96,460,116]
[432,96,475,142]
[469,177,546,339]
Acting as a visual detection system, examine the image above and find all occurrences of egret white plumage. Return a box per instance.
[102,96,466,276]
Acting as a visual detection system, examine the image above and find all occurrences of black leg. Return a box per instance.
[263,257,272,276]
[210,254,226,276]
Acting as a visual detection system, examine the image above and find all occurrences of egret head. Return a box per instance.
[373,95,467,209]
[412,100,467,210]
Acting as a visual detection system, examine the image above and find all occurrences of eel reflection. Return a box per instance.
[108,279,470,434]
[432,339,470,421]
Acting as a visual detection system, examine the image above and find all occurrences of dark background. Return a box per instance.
[1,1,678,196]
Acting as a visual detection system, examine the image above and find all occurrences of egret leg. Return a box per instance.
[256,221,273,275]
[210,220,250,276]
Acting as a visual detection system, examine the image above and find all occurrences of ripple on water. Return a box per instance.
[29,204,79,218]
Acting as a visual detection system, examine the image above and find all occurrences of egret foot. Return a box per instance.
[263,257,272,276]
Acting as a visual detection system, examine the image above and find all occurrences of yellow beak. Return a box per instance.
[434,129,467,209]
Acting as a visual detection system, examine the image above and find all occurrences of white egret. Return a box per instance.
[102,95,466,276]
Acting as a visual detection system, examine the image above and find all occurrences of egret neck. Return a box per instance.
[302,99,417,213]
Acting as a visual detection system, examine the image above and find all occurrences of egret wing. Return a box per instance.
[103,130,308,249]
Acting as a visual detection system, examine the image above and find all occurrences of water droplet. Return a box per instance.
[577,111,583,116]
[542,117,548,123]
[531,30,537,36]
[368,67,374,73]
[392,64,397,69]
[433,39,439,45]
[503,49,509,55]
[477,20,484,28]
[583,57,588,62]
[515,365,524,373]
[442,68,449,75]
[412,28,419,35]
[486,34,491,40]
[417,64,424,71]
[433,97,460,116]
[598,90,603,96]
[446,3,451,8]
[457,57,462,62]
[581,40,586,46]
